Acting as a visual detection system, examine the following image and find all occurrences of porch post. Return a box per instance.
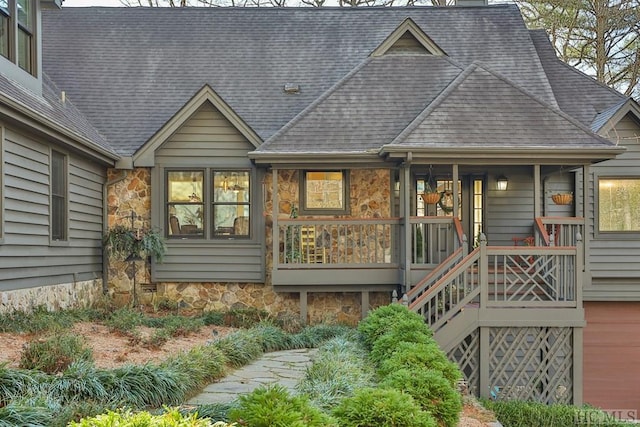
[581,164,591,287]
[573,326,584,405]
[402,164,411,293]
[452,164,459,218]
[272,168,279,274]
[533,164,541,218]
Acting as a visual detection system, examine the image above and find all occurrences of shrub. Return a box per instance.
[380,368,462,427]
[378,341,461,386]
[358,304,431,348]
[201,310,225,326]
[293,324,352,348]
[19,333,93,374]
[0,305,93,334]
[143,314,205,337]
[332,387,437,427]
[69,408,227,427]
[228,384,336,427]
[368,318,435,364]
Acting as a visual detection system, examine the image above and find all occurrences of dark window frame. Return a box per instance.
[165,168,252,240]
[50,149,68,243]
[299,170,350,216]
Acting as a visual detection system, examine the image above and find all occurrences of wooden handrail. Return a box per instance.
[534,217,551,246]
[453,217,464,246]
[406,247,464,300]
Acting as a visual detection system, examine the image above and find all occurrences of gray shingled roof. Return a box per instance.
[529,29,627,130]
[0,73,117,158]
[256,54,463,154]
[42,5,558,157]
[390,63,618,150]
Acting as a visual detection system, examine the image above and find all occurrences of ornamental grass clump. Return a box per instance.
[297,336,375,411]
[332,387,437,427]
[19,333,93,374]
[228,384,337,427]
[0,403,51,427]
[210,329,264,368]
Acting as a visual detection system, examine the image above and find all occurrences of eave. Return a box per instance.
[379,145,626,165]
[249,151,389,167]
[0,95,119,166]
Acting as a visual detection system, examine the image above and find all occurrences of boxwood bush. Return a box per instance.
[357,304,432,348]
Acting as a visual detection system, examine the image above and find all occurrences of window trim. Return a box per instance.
[50,149,69,244]
[0,126,4,243]
[299,170,349,215]
[164,167,253,241]
[595,174,640,238]
[0,0,36,76]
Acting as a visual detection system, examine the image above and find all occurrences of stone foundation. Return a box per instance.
[0,279,104,314]
[157,282,391,325]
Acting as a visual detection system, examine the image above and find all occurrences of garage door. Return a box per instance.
[584,302,640,417]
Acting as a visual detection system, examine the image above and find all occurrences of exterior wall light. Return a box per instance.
[497,175,508,191]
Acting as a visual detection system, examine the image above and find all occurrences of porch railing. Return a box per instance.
[536,217,584,247]
[276,218,401,268]
[409,233,583,329]
[410,216,462,265]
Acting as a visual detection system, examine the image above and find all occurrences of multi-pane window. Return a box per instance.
[599,178,640,232]
[16,0,32,72]
[0,0,9,60]
[0,0,35,75]
[300,170,348,215]
[166,169,250,239]
[51,150,67,241]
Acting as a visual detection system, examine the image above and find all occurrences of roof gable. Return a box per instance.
[371,18,445,57]
[134,85,261,167]
[595,99,640,136]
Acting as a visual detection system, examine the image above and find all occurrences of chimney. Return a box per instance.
[455,0,489,5]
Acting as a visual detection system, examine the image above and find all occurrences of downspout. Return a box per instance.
[102,170,128,294]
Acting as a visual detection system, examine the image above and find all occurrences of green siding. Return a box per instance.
[152,102,264,283]
[0,125,106,291]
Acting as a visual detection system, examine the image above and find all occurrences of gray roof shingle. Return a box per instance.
[0,72,117,158]
[529,29,627,130]
[391,63,618,149]
[42,5,559,156]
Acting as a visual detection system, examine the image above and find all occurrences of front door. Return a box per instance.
[415,175,485,245]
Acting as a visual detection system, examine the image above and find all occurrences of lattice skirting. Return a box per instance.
[448,327,574,404]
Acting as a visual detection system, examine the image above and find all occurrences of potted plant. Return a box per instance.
[103,224,167,262]
[551,192,573,205]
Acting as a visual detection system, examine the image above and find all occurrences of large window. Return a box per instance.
[0,0,35,75]
[51,150,67,241]
[166,169,250,239]
[300,170,348,215]
[599,178,640,232]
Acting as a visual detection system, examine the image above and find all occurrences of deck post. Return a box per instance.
[479,233,488,308]
[402,163,411,293]
[272,168,279,273]
[299,291,307,324]
[479,326,490,400]
[361,291,370,319]
[573,326,584,405]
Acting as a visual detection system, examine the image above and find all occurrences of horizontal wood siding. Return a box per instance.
[153,102,264,283]
[485,169,535,246]
[0,126,106,291]
[588,114,640,284]
[584,302,640,414]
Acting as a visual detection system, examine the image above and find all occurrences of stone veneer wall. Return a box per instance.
[106,168,392,324]
[0,279,103,314]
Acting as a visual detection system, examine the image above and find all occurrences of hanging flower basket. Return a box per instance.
[551,193,573,205]
[421,192,441,204]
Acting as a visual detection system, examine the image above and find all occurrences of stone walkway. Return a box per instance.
[187,348,317,405]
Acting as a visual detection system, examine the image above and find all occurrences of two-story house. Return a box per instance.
[1,0,640,414]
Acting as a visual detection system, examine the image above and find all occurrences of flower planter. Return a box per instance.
[551,193,573,205]
[421,192,441,204]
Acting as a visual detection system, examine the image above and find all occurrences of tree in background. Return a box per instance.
[122,0,457,8]
[515,0,639,98]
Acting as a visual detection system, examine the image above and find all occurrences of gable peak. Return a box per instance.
[372,18,446,57]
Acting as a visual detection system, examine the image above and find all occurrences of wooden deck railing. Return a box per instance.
[409,216,461,265]
[538,217,584,247]
[408,233,583,329]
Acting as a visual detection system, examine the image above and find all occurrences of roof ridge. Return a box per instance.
[257,57,373,151]
[388,61,472,146]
